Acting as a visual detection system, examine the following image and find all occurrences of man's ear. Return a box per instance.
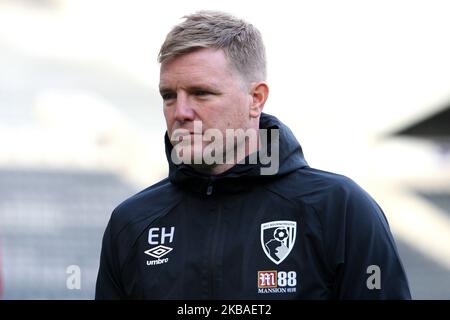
[249,82,269,118]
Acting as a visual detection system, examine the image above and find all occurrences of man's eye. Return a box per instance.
[194,90,210,96]
[162,93,176,101]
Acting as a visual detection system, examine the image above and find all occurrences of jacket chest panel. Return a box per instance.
[130,194,331,299]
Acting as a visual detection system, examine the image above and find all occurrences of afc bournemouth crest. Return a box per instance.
[261,220,297,265]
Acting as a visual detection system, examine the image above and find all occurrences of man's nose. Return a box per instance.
[174,93,195,122]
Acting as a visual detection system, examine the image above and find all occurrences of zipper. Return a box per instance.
[208,197,223,298]
[204,176,221,297]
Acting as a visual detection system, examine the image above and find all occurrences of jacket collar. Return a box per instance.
[164,113,308,195]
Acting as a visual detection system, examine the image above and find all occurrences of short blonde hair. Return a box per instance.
[158,10,266,83]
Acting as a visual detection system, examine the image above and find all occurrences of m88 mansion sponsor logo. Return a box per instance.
[257,270,297,294]
[258,220,298,294]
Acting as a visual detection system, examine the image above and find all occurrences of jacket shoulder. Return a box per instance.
[108,178,182,236]
[266,167,389,237]
[266,166,363,205]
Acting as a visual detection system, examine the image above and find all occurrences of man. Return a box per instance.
[95,10,411,299]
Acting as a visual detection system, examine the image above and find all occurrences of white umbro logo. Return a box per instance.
[144,245,173,258]
[145,226,175,266]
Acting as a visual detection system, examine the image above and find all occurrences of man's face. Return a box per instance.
[159,48,254,163]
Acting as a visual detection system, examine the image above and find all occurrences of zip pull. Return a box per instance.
[206,184,213,196]
[206,177,216,196]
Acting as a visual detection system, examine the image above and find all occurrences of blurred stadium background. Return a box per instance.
[0,0,449,299]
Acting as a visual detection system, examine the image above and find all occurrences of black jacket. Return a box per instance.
[95,113,411,299]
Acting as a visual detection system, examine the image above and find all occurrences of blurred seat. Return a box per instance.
[0,168,137,299]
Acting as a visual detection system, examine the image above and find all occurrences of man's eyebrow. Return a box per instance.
[159,82,173,91]
[159,86,172,94]
[188,84,219,92]
[159,84,220,93]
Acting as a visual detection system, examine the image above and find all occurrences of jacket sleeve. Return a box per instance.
[326,181,411,299]
[95,215,125,299]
